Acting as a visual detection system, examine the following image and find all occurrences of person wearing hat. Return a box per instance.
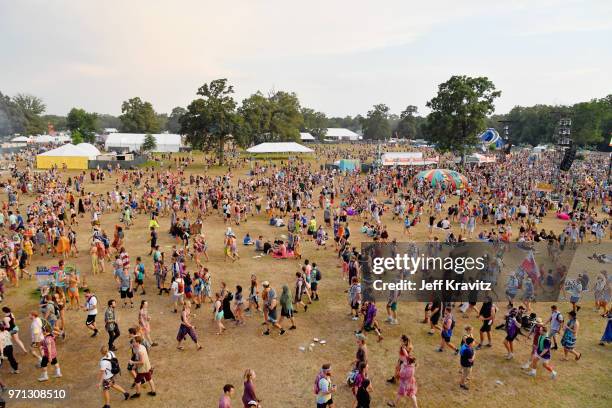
[315,364,336,407]
[522,317,544,370]
[525,325,557,379]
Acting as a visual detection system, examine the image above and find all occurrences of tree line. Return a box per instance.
[1,78,610,158]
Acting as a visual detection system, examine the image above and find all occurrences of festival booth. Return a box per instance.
[36,264,80,292]
[414,169,468,190]
[36,143,97,169]
[462,153,497,164]
[382,152,439,166]
[337,159,360,172]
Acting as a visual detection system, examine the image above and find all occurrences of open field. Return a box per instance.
[1,152,611,408]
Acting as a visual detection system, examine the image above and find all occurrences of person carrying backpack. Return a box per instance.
[97,345,129,408]
[437,307,458,353]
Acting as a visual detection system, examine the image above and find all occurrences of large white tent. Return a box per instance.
[300,132,315,142]
[105,133,181,153]
[75,143,101,158]
[325,128,360,141]
[11,136,30,143]
[246,142,313,154]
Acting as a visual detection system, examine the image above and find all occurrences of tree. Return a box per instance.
[238,90,304,145]
[267,91,303,142]
[71,129,84,144]
[67,108,98,143]
[167,107,186,133]
[238,92,271,145]
[394,105,418,139]
[97,114,121,130]
[0,91,27,135]
[180,79,240,166]
[360,104,391,140]
[13,93,46,134]
[119,97,161,133]
[301,107,327,140]
[425,75,501,158]
[141,134,157,152]
[41,115,68,131]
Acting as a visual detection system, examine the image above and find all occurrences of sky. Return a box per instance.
[1,0,611,117]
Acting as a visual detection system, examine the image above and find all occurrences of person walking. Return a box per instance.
[38,326,61,382]
[525,326,557,379]
[2,307,28,354]
[316,365,336,408]
[83,289,99,337]
[459,337,475,390]
[387,356,418,407]
[176,301,202,350]
[0,322,19,373]
[129,336,156,398]
[97,345,129,408]
[561,310,582,361]
[241,369,260,408]
[104,299,120,352]
[219,384,235,408]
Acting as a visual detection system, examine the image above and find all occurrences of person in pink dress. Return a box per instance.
[387,355,418,407]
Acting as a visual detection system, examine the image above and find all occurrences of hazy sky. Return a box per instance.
[1,0,611,117]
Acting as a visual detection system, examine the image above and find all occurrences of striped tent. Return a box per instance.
[414,169,468,189]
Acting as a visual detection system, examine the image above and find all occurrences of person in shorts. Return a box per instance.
[129,336,156,398]
[115,267,134,308]
[262,282,285,336]
[459,337,475,390]
[38,326,61,382]
[476,298,496,349]
[83,289,99,337]
[97,345,129,408]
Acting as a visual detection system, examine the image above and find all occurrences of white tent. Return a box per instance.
[105,133,181,152]
[246,142,313,154]
[76,143,101,159]
[325,128,359,141]
[38,144,88,157]
[11,136,30,143]
[381,152,439,166]
[300,132,315,141]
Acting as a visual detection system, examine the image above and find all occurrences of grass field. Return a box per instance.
[2,153,611,408]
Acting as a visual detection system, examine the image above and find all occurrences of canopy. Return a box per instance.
[246,142,313,154]
[76,143,101,158]
[381,152,439,166]
[300,132,315,141]
[415,169,468,189]
[11,136,29,142]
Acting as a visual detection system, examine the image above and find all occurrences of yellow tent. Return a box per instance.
[36,144,90,170]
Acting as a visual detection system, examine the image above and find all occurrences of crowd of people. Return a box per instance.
[0,144,610,407]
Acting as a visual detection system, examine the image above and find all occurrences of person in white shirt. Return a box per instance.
[97,345,129,408]
[29,311,44,364]
[83,289,99,337]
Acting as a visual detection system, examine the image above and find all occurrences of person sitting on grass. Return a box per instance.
[243,233,254,246]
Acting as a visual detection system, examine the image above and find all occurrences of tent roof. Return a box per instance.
[11,136,29,142]
[105,133,181,146]
[325,128,359,138]
[38,144,90,157]
[246,142,313,154]
[300,132,315,141]
[76,143,101,157]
